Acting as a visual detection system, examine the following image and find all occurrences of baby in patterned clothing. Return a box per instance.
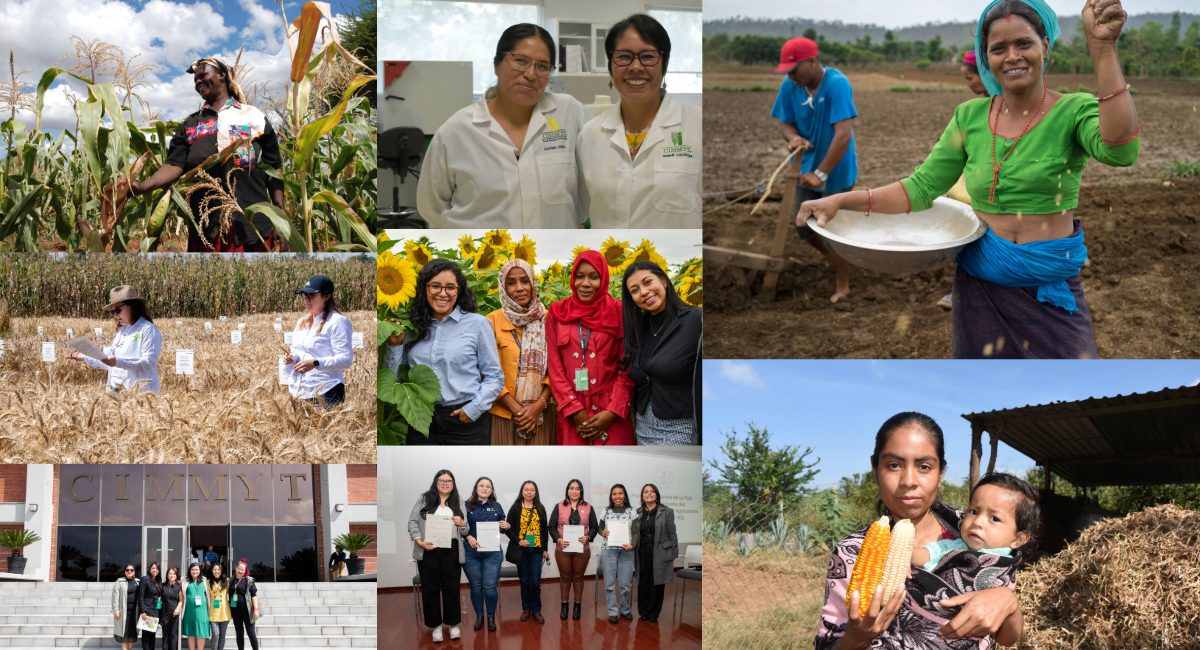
[908,472,1040,647]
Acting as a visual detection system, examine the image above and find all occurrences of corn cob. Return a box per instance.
[880,519,914,607]
[846,516,891,616]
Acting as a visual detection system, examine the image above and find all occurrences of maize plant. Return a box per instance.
[0,1,377,253]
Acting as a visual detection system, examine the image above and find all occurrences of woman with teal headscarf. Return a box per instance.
[799,0,1140,361]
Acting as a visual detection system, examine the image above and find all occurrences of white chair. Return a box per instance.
[673,544,702,615]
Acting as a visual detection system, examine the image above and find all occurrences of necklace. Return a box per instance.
[988,85,1047,205]
[651,312,669,336]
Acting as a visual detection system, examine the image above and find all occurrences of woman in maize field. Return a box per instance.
[67,285,163,394]
[814,412,1024,650]
[800,0,1139,359]
[126,57,287,252]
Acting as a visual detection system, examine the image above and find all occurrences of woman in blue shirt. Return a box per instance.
[462,477,510,632]
[385,258,504,444]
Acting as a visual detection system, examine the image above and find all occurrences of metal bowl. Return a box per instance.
[806,197,987,274]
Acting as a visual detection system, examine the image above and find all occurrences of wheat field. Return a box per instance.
[0,311,376,463]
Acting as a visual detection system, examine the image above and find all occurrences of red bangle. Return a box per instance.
[1097,84,1130,102]
[864,188,873,216]
[898,181,912,214]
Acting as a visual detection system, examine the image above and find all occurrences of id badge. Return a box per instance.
[195,595,202,606]
[156,598,162,609]
[213,598,220,607]
[231,594,238,607]
[574,368,588,391]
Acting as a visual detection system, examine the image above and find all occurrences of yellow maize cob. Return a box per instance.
[845,516,890,616]
[880,518,914,607]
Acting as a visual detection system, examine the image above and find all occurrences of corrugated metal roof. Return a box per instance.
[961,385,1200,486]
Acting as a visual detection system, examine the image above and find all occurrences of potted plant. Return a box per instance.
[0,529,43,575]
[332,533,374,576]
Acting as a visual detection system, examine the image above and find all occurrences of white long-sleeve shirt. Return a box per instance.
[82,317,163,394]
[287,311,354,399]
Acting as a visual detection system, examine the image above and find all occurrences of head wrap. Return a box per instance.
[498,259,548,405]
[974,0,1060,96]
[548,250,622,339]
[187,57,248,104]
[962,50,978,67]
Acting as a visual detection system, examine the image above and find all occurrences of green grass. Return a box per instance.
[1163,157,1200,178]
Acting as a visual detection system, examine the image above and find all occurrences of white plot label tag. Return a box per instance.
[37,326,43,336]
[231,330,242,345]
[238,323,246,330]
[176,321,182,326]
[42,342,55,362]
[95,328,103,337]
[352,332,364,349]
[274,323,282,332]
[276,317,282,322]
[175,350,195,375]
[205,322,212,331]
[66,328,73,338]
[284,332,294,345]
[219,316,227,321]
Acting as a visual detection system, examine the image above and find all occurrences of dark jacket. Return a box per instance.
[633,505,679,585]
[505,502,548,551]
[630,307,702,434]
[137,576,162,617]
[232,576,258,616]
[161,582,182,618]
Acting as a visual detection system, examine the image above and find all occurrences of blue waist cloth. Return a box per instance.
[955,227,1087,313]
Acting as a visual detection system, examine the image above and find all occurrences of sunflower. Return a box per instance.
[679,257,703,277]
[473,243,506,271]
[627,241,669,272]
[458,234,478,258]
[483,229,512,249]
[403,240,435,269]
[545,260,565,281]
[680,276,703,307]
[512,234,537,266]
[377,252,418,309]
[598,236,630,274]
[571,245,590,263]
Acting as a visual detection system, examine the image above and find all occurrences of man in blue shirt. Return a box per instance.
[771,37,859,303]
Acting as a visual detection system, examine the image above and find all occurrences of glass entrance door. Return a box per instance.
[145,526,186,577]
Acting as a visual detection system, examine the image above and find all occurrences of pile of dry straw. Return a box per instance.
[1015,503,1200,649]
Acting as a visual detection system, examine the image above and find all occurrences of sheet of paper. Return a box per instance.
[564,525,585,553]
[605,519,630,546]
[274,323,282,332]
[278,356,293,385]
[425,514,454,548]
[66,328,72,337]
[352,332,364,348]
[67,337,106,361]
[205,322,212,331]
[284,332,294,345]
[231,330,242,344]
[475,522,501,551]
[176,350,195,375]
[41,342,55,362]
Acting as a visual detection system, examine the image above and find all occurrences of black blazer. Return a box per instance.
[505,503,548,551]
[136,576,161,617]
[630,307,702,435]
[161,582,182,617]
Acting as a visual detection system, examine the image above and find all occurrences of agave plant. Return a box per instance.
[769,514,791,550]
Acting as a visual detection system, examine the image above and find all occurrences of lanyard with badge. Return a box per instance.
[194,583,202,607]
[232,579,241,608]
[574,324,591,391]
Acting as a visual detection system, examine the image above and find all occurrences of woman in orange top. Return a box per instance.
[486,259,556,445]
[546,250,634,445]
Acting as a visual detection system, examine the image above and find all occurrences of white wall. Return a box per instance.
[377,446,702,589]
[24,465,55,580]
[544,0,701,23]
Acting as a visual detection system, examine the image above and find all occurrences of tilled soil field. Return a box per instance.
[704,67,1200,359]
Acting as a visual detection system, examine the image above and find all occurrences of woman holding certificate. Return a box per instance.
[598,484,636,623]
[407,470,470,643]
[462,477,509,632]
[634,483,678,623]
[546,251,635,445]
[504,480,549,624]
[67,285,163,395]
[112,564,141,650]
[136,563,163,650]
[548,479,598,621]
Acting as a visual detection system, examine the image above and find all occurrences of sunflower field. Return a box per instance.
[375,229,703,445]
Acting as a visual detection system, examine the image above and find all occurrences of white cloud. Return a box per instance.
[1190,378,1200,387]
[703,380,713,400]
[719,360,765,390]
[237,0,287,53]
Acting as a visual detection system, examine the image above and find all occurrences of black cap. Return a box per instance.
[296,275,334,295]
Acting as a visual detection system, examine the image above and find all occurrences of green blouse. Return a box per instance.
[899,93,1140,215]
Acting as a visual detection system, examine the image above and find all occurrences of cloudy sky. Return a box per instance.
[703,0,1197,29]
[2,0,356,132]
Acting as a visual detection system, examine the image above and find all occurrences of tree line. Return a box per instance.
[705,11,1200,79]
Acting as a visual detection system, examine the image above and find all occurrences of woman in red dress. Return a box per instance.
[546,250,635,445]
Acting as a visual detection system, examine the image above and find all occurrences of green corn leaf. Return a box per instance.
[34,68,66,131]
[242,202,307,252]
[76,98,104,196]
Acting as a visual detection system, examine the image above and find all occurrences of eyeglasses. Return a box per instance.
[427,284,459,296]
[504,52,554,78]
[611,50,663,67]
[437,479,454,485]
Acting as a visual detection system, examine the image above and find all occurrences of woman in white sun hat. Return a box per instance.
[67,285,164,394]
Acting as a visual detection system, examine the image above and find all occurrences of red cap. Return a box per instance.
[775,38,819,74]
[962,50,977,67]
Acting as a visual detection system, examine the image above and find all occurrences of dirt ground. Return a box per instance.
[704,549,825,649]
[704,66,1200,359]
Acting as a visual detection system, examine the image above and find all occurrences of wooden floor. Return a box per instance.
[380,577,702,650]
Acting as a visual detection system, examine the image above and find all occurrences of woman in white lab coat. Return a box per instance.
[577,14,702,229]
[67,285,163,394]
[285,274,354,408]
[416,23,593,229]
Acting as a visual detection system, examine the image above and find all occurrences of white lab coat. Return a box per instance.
[416,88,594,228]
[287,311,354,399]
[577,93,702,229]
[82,316,162,394]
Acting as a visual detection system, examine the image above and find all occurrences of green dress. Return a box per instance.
[181,581,211,638]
